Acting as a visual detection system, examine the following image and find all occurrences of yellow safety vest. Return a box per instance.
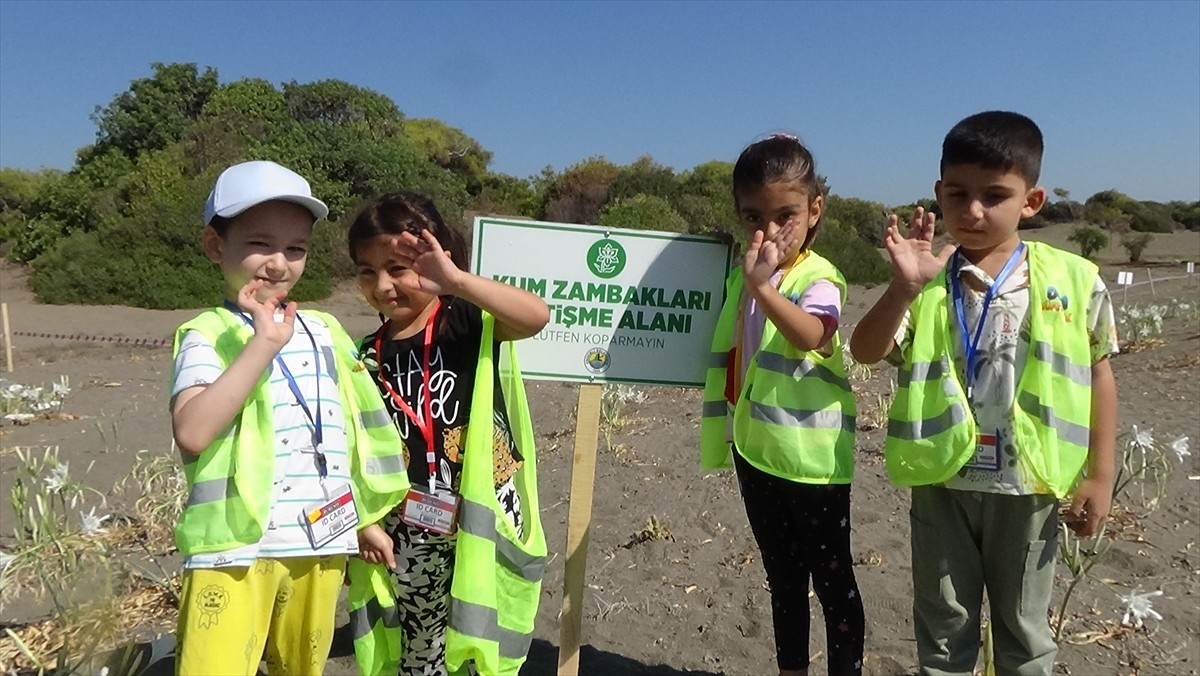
[700,253,857,483]
[347,312,546,676]
[171,308,409,556]
[885,241,1096,497]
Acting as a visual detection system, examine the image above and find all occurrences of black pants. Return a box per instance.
[733,449,865,674]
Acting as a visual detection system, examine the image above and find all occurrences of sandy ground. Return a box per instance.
[1,223,1199,675]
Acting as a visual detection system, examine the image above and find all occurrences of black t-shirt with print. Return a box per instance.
[359,297,521,493]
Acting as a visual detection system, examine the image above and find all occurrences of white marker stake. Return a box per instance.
[1146,268,1155,296]
[1,303,11,372]
[1187,262,1195,275]
[1116,271,1133,306]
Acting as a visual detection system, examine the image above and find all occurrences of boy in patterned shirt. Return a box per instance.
[851,111,1118,675]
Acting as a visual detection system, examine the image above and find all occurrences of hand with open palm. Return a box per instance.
[391,230,464,295]
[883,207,956,295]
[743,219,802,287]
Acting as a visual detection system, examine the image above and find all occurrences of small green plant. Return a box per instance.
[1067,225,1109,260]
[622,515,674,548]
[600,383,646,451]
[1120,232,1153,263]
[1,442,182,673]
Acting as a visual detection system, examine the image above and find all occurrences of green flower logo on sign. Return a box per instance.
[587,238,626,279]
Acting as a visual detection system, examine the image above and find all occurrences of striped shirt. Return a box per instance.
[171,312,358,568]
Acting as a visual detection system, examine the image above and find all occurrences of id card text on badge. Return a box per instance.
[300,483,359,550]
[400,486,460,535]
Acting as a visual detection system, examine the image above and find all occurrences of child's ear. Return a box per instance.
[808,194,824,227]
[201,226,223,263]
[1022,186,1047,218]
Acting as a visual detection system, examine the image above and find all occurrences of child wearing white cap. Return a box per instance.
[169,160,410,675]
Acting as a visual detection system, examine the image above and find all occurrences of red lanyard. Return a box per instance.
[374,300,441,492]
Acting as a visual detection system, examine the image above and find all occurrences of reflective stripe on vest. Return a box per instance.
[884,242,1095,496]
[458,498,545,582]
[450,598,534,660]
[184,476,237,507]
[349,595,400,641]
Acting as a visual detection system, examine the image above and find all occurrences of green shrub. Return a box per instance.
[598,194,687,233]
[1067,225,1109,260]
[812,218,891,286]
[1126,201,1175,233]
[1121,232,1154,263]
[1170,201,1200,231]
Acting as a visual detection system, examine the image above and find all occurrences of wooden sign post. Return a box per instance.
[556,383,602,674]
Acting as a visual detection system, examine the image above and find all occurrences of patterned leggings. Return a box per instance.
[733,450,865,675]
[384,479,522,676]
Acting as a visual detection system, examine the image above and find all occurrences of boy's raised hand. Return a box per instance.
[236,279,296,347]
[392,230,463,295]
[884,207,956,294]
[743,220,802,286]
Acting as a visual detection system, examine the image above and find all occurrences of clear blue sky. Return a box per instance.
[1,1,1197,207]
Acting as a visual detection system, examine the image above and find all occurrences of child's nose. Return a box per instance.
[969,200,985,219]
[265,251,288,272]
[375,271,394,294]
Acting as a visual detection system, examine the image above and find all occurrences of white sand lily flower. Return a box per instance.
[1168,436,1191,463]
[1120,588,1164,628]
[1129,425,1155,455]
[80,506,111,537]
[44,462,70,493]
[4,413,34,423]
[0,550,14,573]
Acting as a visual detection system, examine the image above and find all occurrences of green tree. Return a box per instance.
[9,149,134,261]
[541,157,620,224]
[0,168,61,245]
[1125,201,1175,233]
[1169,200,1200,231]
[402,118,493,192]
[610,155,677,203]
[1051,187,1082,221]
[1067,225,1109,260]
[92,62,219,159]
[811,218,891,286]
[824,195,887,244]
[598,194,687,233]
[673,160,735,237]
[472,173,538,217]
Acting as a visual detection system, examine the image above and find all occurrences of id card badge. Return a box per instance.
[300,483,359,550]
[400,485,460,535]
[965,431,1002,471]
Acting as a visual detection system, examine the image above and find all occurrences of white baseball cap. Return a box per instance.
[204,160,329,225]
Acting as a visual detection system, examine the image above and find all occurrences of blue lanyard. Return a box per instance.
[949,243,1025,399]
[223,301,326,477]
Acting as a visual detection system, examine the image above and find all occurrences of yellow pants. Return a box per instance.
[176,556,347,676]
